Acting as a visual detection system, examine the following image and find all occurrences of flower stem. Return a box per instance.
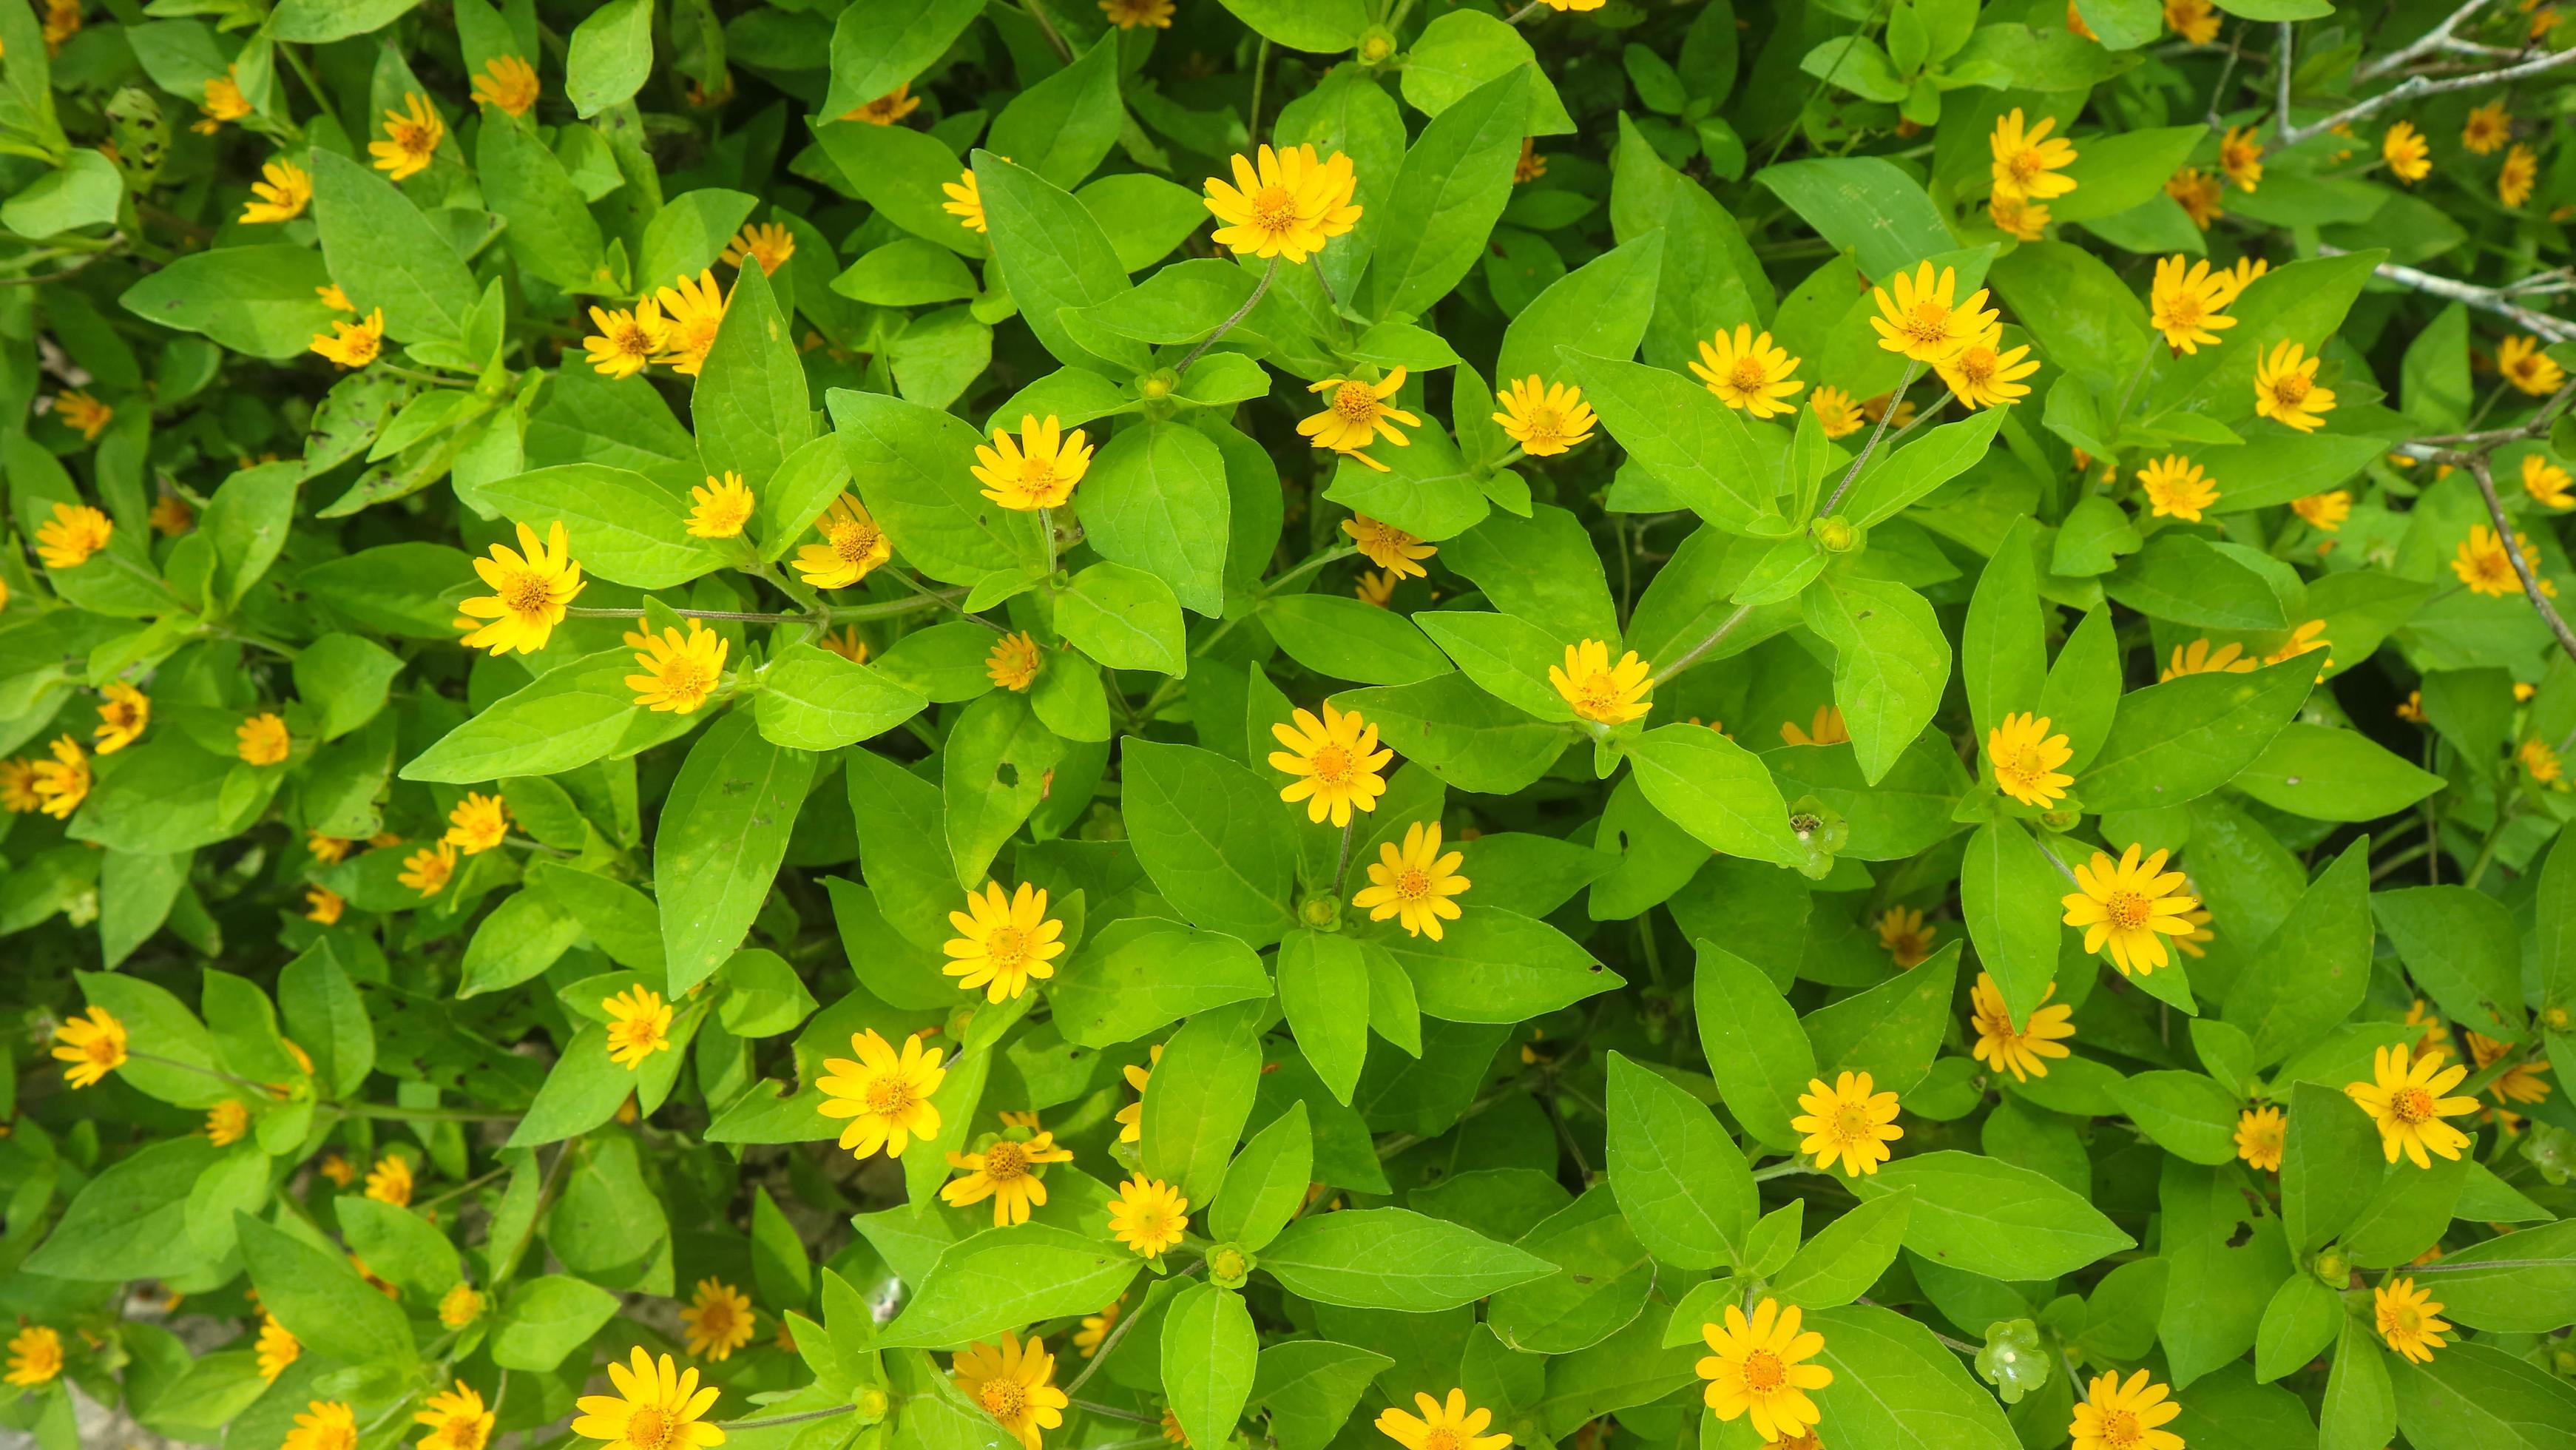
[1820,362,1921,517]
[1175,257,1279,376]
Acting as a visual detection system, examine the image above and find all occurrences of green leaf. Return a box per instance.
[1608,115,1774,372]
[1211,1104,1312,1252]
[1059,562,1186,674]
[477,463,723,589]
[1364,70,1529,320]
[1603,1051,1755,1269]
[1555,351,1771,531]
[1774,1187,1912,1309]
[1122,741,1298,948]
[942,689,1057,888]
[308,149,476,343]
[2254,1273,2345,1383]
[1856,1150,2135,1280]
[2420,1220,2576,1332]
[490,1275,621,1372]
[2227,842,2372,1066]
[754,643,927,751]
[459,888,584,996]
[1262,595,1453,685]
[237,1214,418,1371]
[2080,658,2311,812]
[976,152,1149,375]
[1960,820,2064,1025]
[1486,1189,1657,1355]
[1251,1341,1393,1450]
[2147,249,2380,423]
[2281,1081,2382,1254]
[121,245,339,360]
[567,0,654,118]
[1162,1284,1259,1450]
[2234,724,2443,823]
[879,1223,1142,1349]
[2108,1070,2241,1165]
[268,0,422,41]
[1049,918,1271,1048]
[23,1136,219,1281]
[1376,908,1621,1022]
[1279,930,1370,1104]
[656,710,814,994]
[2371,886,2524,1041]
[1140,1001,1266,1207]
[1,149,121,239]
[2105,533,2291,631]
[1691,939,1816,1150]
[821,0,985,118]
[1217,0,1368,50]
[1333,674,1572,793]
[400,649,640,783]
[1417,611,1581,721]
[1754,159,1956,278]
[1842,409,2007,530]
[2391,1341,2576,1450]
[1804,573,1950,783]
[1495,232,1663,390]
[1806,1304,2021,1450]
[1261,1207,1554,1311]
[1802,942,1958,1095]
[988,36,1124,191]
[1080,421,1231,617]
[479,115,607,291]
[1964,517,2047,741]
[694,263,814,493]
[2158,1158,2295,1387]
[827,388,1047,587]
[1623,724,1802,865]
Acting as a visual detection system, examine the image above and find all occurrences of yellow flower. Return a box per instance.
[604,986,674,1068]
[93,681,149,754]
[1987,192,2048,240]
[232,711,291,766]
[194,70,250,134]
[40,0,78,53]
[1378,1391,1513,1450]
[2346,1042,2479,1167]
[459,520,587,655]
[318,1154,357,1187]
[1690,325,1805,418]
[1492,376,1596,455]
[2225,1103,2288,1171]
[51,388,110,442]
[1109,1176,1191,1257]
[944,166,989,234]
[819,627,870,664]
[30,735,90,819]
[2148,256,2239,356]
[722,222,797,277]
[2453,524,2551,597]
[36,501,112,568]
[2166,167,2225,229]
[1342,514,1435,579]
[1203,144,1362,264]
[318,283,355,313]
[2517,681,2539,704]
[254,1313,300,1380]
[942,1130,1075,1226]
[2461,100,2511,156]
[973,630,1040,692]
[571,1347,726,1450]
[1876,906,1937,968]
[2062,845,2200,976]
[399,840,458,897]
[1355,569,1400,607]
[629,621,730,714]
[206,1099,249,1146]
[369,93,444,181]
[817,1028,946,1159]
[2500,143,2538,208]
[1870,262,1998,364]
[1549,638,1654,726]
[1,1326,59,1389]
[2292,490,2351,531]
[2374,1278,2452,1363]
[973,414,1093,510]
[439,1284,484,1329]
[1986,711,2073,807]
[841,84,921,125]
[687,471,756,539]
[1695,1298,1832,1443]
[2264,618,2333,672]
[149,493,194,535]
[1807,385,1867,439]
[584,301,669,379]
[2467,1029,2553,1102]
[2219,126,2264,190]
[1351,820,1470,940]
[1115,1045,1160,1144]
[2253,341,2335,432]
[1514,137,1547,183]
[472,55,539,117]
[793,493,893,589]
[2069,1369,2182,1450]
[1970,972,2076,1082]
[1268,702,1392,827]
[2136,454,2219,522]
[1073,1300,1123,1356]
[284,1400,359,1450]
[653,269,729,377]
[953,1333,1069,1450]
[1792,1070,1901,1177]
[440,792,508,854]
[2382,121,2431,183]
[1101,0,1176,27]
[1300,370,1419,471]
[2224,256,2270,297]
[1990,107,2078,202]
[944,882,1066,1001]
[680,1279,756,1360]
[0,759,36,815]
[1935,328,2039,409]
[2165,0,2220,42]
[1162,1409,1190,1447]
[305,886,345,925]
[2066,0,2098,39]
[2499,334,2566,396]
[311,307,386,369]
[1779,705,1850,747]
[241,160,314,226]
[415,1382,494,1450]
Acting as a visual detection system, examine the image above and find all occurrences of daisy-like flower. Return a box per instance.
[2253,340,2335,432]
[2292,490,2351,531]
[1793,1071,1902,1177]
[283,1400,359,1450]
[2166,167,2225,229]
[319,1154,358,1187]
[1352,820,1470,940]
[1876,906,1937,968]
[36,501,112,568]
[2374,1278,2451,1362]
[629,621,729,714]
[2233,1104,2285,1170]
[30,735,90,818]
[973,414,1093,510]
[2220,126,2265,191]
[1073,1300,1123,1357]
[150,493,193,535]
[944,883,1066,1001]
[305,886,345,925]
[944,166,989,233]
[1354,570,1395,611]
[2062,844,2200,976]
[1378,1391,1513,1450]
[369,93,444,181]
[792,493,893,589]
[2264,618,2333,672]
[1689,325,1805,418]
[985,631,1041,691]
[817,1028,946,1159]
[688,471,755,538]
[1549,639,1654,726]
[1936,327,2039,409]
[2461,100,2511,156]
[93,681,149,754]
[365,1153,414,1207]
[1987,711,2074,807]
[1108,1176,1190,1257]
[308,832,354,865]
[2500,143,2538,208]
[2346,1042,2480,1167]
[1492,376,1597,456]
[584,301,669,379]
[414,1382,493,1450]
[953,1333,1069,1450]
[319,283,355,313]
[399,840,458,897]
[472,55,539,117]
[206,1099,249,1146]
[0,759,37,815]
[1102,0,1176,18]
[2382,121,2431,183]
[40,0,78,53]
[2499,334,2566,396]
[193,70,250,134]
[2,1326,60,1389]
[439,1284,484,1328]
[2149,256,2239,355]
[653,269,729,377]
[2069,1369,2182,1450]
[942,1129,1075,1226]
[570,1347,726,1450]
[1990,108,2078,202]
[2465,1029,2552,1104]
[1779,705,1850,746]
[459,521,586,655]
[1342,515,1436,579]
[1808,385,1867,439]
[1695,1298,1832,1443]
[604,987,674,1068]
[722,223,796,277]
[1115,1045,1160,1144]
[2453,525,2551,597]
[444,792,508,853]
[680,1279,756,1360]
[1870,262,1998,364]
[52,389,110,441]
[1203,144,1363,264]
[841,84,920,125]
[241,158,314,224]
[254,1314,300,1380]
[50,1005,126,1088]
[311,308,386,369]
[2224,256,2270,298]
[1300,370,1419,471]
[2137,454,2219,522]
[2166,0,2220,41]
[1268,702,1392,826]
[1969,972,2076,1082]
[1988,192,2049,240]
[234,711,290,766]
[819,627,870,664]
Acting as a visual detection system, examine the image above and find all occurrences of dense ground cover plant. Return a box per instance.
[6,0,2576,1447]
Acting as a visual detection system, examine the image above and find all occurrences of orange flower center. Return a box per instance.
[442,1414,487,1450]
[1727,357,1771,393]
[391,121,436,155]
[503,571,556,614]
[1332,382,1380,422]
[985,926,1031,971]
[1956,349,1999,384]
[1904,300,1953,342]
[831,517,882,562]
[2163,294,2206,328]
[1250,184,1299,233]
[2007,150,2045,184]
[626,1408,674,1450]
[1423,1432,1462,1450]
[2105,890,2151,931]
[697,1301,739,1337]
[983,1140,1030,1182]
[84,1039,118,1068]
[1310,743,1353,784]
[2392,1086,2435,1124]
[1572,672,1622,717]
[1741,1349,1786,1393]
[1395,867,1432,903]
[980,1380,1027,1420]
[1831,1104,1871,1140]
[864,1075,916,1116]
[656,658,714,701]
[2099,1409,2142,1449]
[1014,460,1063,496]
[2272,372,2311,405]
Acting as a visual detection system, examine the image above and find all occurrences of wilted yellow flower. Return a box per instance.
[1779,705,1850,746]
[2061,843,2200,976]
[472,55,539,118]
[459,520,586,655]
[92,681,149,754]
[722,222,796,276]
[1492,376,1596,455]
[973,414,1092,510]
[1987,192,2049,240]
[653,269,728,377]
[369,93,444,181]
[2264,618,2333,671]
[205,1099,249,1145]
[817,1028,946,1159]
[149,493,193,535]
[2499,334,2566,396]
[2461,100,2511,156]
[438,1284,484,1329]
[1301,370,1419,471]
[2162,639,2254,680]
[193,70,250,134]
[842,84,920,125]
[1354,569,1399,607]
[2383,121,2431,183]
[241,158,312,223]
[1987,711,2074,806]
[1549,638,1654,726]
[1204,144,1362,264]
[1115,1045,1159,1144]
[1269,702,1392,827]
[239,712,294,766]
[51,1005,126,1088]
[310,308,385,369]
[1792,1071,1901,1177]
[793,494,893,590]
[629,621,729,714]
[2137,454,2219,521]
[1352,820,1470,940]
[819,627,870,664]
[399,840,458,897]
[2166,167,2224,229]
[305,886,345,925]
[40,0,79,53]
[953,1333,1069,1450]
[30,735,90,818]
[1690,324,1804,418]
[1990,107,2078,202]
[1109,1176,1191,1257]
[984,630,1041,691]
[2292,490,2351,531]
[944,882,1066,1002]
[1870,261,1997,363]
[318,283,355,312]
[584,301,669,379]
[2466,1029,2553,1103]
[1514,137,1547,183]
[2253,341,2335,432]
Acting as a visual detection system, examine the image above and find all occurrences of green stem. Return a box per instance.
[1175,257,1279,376]
[1820,362,1921,517]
